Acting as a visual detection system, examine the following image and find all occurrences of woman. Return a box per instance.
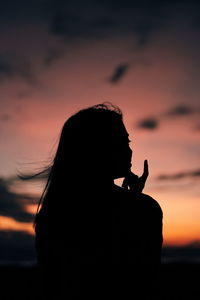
[34,103,163,299]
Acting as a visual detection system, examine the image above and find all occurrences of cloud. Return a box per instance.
[136,104,200,131]
[1,0,200,85]
[157,169,200,180]
[48,1,169,48]
[194,124,200,131]
[0,113,11,122]
[137,117,159,130]
[132,14,164,48]
[47,1,200,49]
[108,64,129,83]
[50,12,116,40]
[0,177,36,222]
[107,58,150,84]
[0,55,36,84]
[43,47,66,67]
[165,105,195,116]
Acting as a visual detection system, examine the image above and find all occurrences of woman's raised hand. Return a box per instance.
[122,160,149,193]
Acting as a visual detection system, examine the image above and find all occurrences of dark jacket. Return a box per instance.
[35,184,163,299]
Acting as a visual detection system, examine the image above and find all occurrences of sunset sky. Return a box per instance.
[0,1,200,260]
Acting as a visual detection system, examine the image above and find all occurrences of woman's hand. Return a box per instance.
[122,160,149,193]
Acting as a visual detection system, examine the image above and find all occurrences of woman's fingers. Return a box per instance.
[122,172,139,190]
[137,160,149,192]
[122,160,149,193]
[140,160,149,182]
[122,179,129,190]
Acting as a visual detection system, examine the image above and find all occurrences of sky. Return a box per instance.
[0,0,200,263]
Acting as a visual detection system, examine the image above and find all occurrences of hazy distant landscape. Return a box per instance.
[0,230,200,299]
[1,230,200,265]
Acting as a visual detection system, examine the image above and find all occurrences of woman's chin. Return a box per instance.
[113,166,132,179]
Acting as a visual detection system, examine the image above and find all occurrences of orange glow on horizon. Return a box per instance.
[0,216,34,235]
[1,195,200,247]
[25,204,38,215]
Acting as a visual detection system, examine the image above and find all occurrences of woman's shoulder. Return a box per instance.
[113,184,163,217]
[139,193,163,218]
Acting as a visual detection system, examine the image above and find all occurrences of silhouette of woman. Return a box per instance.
[34,103,163,299]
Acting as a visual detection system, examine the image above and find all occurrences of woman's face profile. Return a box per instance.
[111,122,132,179]
[59,107,132,182]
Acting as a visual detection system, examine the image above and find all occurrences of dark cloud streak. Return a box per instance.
[48,0,169,48]
[50,12,116,40]
[0,55,36,85]
[1,0,200,86]
[0,177,36,222]
[137,117,159,130]
[0,114,11,122]
[109,64,129,83]
[157,169,200,180]
[43,47,66,67]
[165,105,195,116]
[136,104,200,131]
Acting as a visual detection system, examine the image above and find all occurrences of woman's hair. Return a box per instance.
[19,102,123,227]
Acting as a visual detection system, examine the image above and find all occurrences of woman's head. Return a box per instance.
[53,103,132,182]
[27,102,132,219]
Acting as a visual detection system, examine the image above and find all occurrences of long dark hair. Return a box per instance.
[19,102,123,228]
